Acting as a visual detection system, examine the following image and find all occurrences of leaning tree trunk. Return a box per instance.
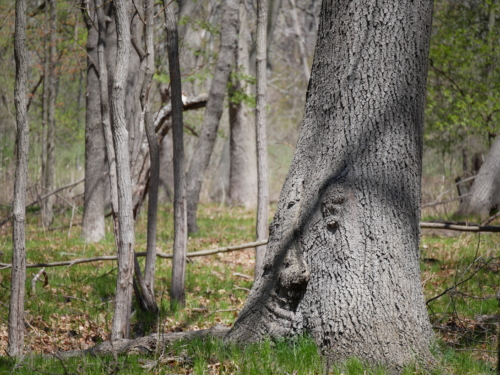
[185,0,240,233]
[455,136,500,219]
[227,0,435,370]
[228,1,258,209]
[81,0,106,243]
[110,0,135,341]
[164,0,188,307]
[7,0,29,357]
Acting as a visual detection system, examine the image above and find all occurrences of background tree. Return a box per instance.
[185,0,240,233]
[227,0,435,369]
[7,0,29,358]
[164,0,189,307]
[254,0,270,276]
[81,0,106,243]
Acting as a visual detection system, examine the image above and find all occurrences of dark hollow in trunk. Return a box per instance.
[227,0,435,370]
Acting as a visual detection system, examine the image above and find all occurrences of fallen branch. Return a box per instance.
[0,178,85,228]
[0,240,269,270]
[53,324,230,359]
[420,222,500,233]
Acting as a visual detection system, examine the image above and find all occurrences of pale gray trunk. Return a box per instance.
[185,0,240,233]
[7,0,29,357]
[110,0,135,341]
[164,0,188,306]
[227,0,434,369]
[456,136,500,218]
[42,0,57,228]
[96,0,118,219]
[288,0,310,81]
[133,0,158,313]
[229,2,257,209]
[254,0,269,277]
[82,0,106,243]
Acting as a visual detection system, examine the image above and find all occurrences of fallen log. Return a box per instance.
[53,324,230,359]
[0,240,268,270]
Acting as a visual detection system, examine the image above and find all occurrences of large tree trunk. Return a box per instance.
[227,0,435,369]
[254,0,270,277]
[42,0,57,228]
[82,0,106,243]
[185,0,240,233]
[110,0,135,341]
[229,1,258,209]
[7,0,29,357]
[164,0,189,307]
[456,137,500,219]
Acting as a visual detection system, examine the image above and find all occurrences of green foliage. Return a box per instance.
[228,69,256,107]
[426,0,500,152]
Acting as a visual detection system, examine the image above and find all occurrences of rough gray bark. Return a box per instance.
[229,2,258,209]
[7,0,29,357]
[456,136,500,218]
[110,0,135,341]
[82,0,106,243]
[185,0,240,233]
[42,0,57,228]
[164,0,188,306]
[254,0,270,277]
[227,0,435,369]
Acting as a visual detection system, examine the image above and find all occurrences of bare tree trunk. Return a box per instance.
[254,0,270,278]
[229,2,257,209]
[7,0,29,357]
[133,0,158,313]
[110,0,135,341]
[185,0,240,233]
[227,0,434,369]
[164,0,188,307]
[42,0,57,228]
[82,0,106,243]
[288,0,310,81]
[456,136,500,218]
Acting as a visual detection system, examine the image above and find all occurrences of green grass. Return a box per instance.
[0,204,498,374]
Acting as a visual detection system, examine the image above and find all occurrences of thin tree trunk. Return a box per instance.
[133,0,158,313]
[185,0,240,233]
[227,0,434,369]
[254,0,269,278]
[7,0,29,357]
[110,0,134,341]
[42,0,57,228]
[164,0,188,307]
[82,0,106,243]
[95,0,119,222]
[288,0,310,81]
[229,1,257,209]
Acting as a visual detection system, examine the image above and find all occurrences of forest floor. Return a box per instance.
[0,204,498,374]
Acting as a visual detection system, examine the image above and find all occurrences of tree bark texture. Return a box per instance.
[42,0,57,228]
[254,0,270,277]
[7,0,29,357]
[110,0,135,341]
[229,3,258,209]
[130,0,158,313]
[82,0,106,243]
[164,0,189,307]
[227,0,435,369]
[455,136,500,219]
[185,0,240,233]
